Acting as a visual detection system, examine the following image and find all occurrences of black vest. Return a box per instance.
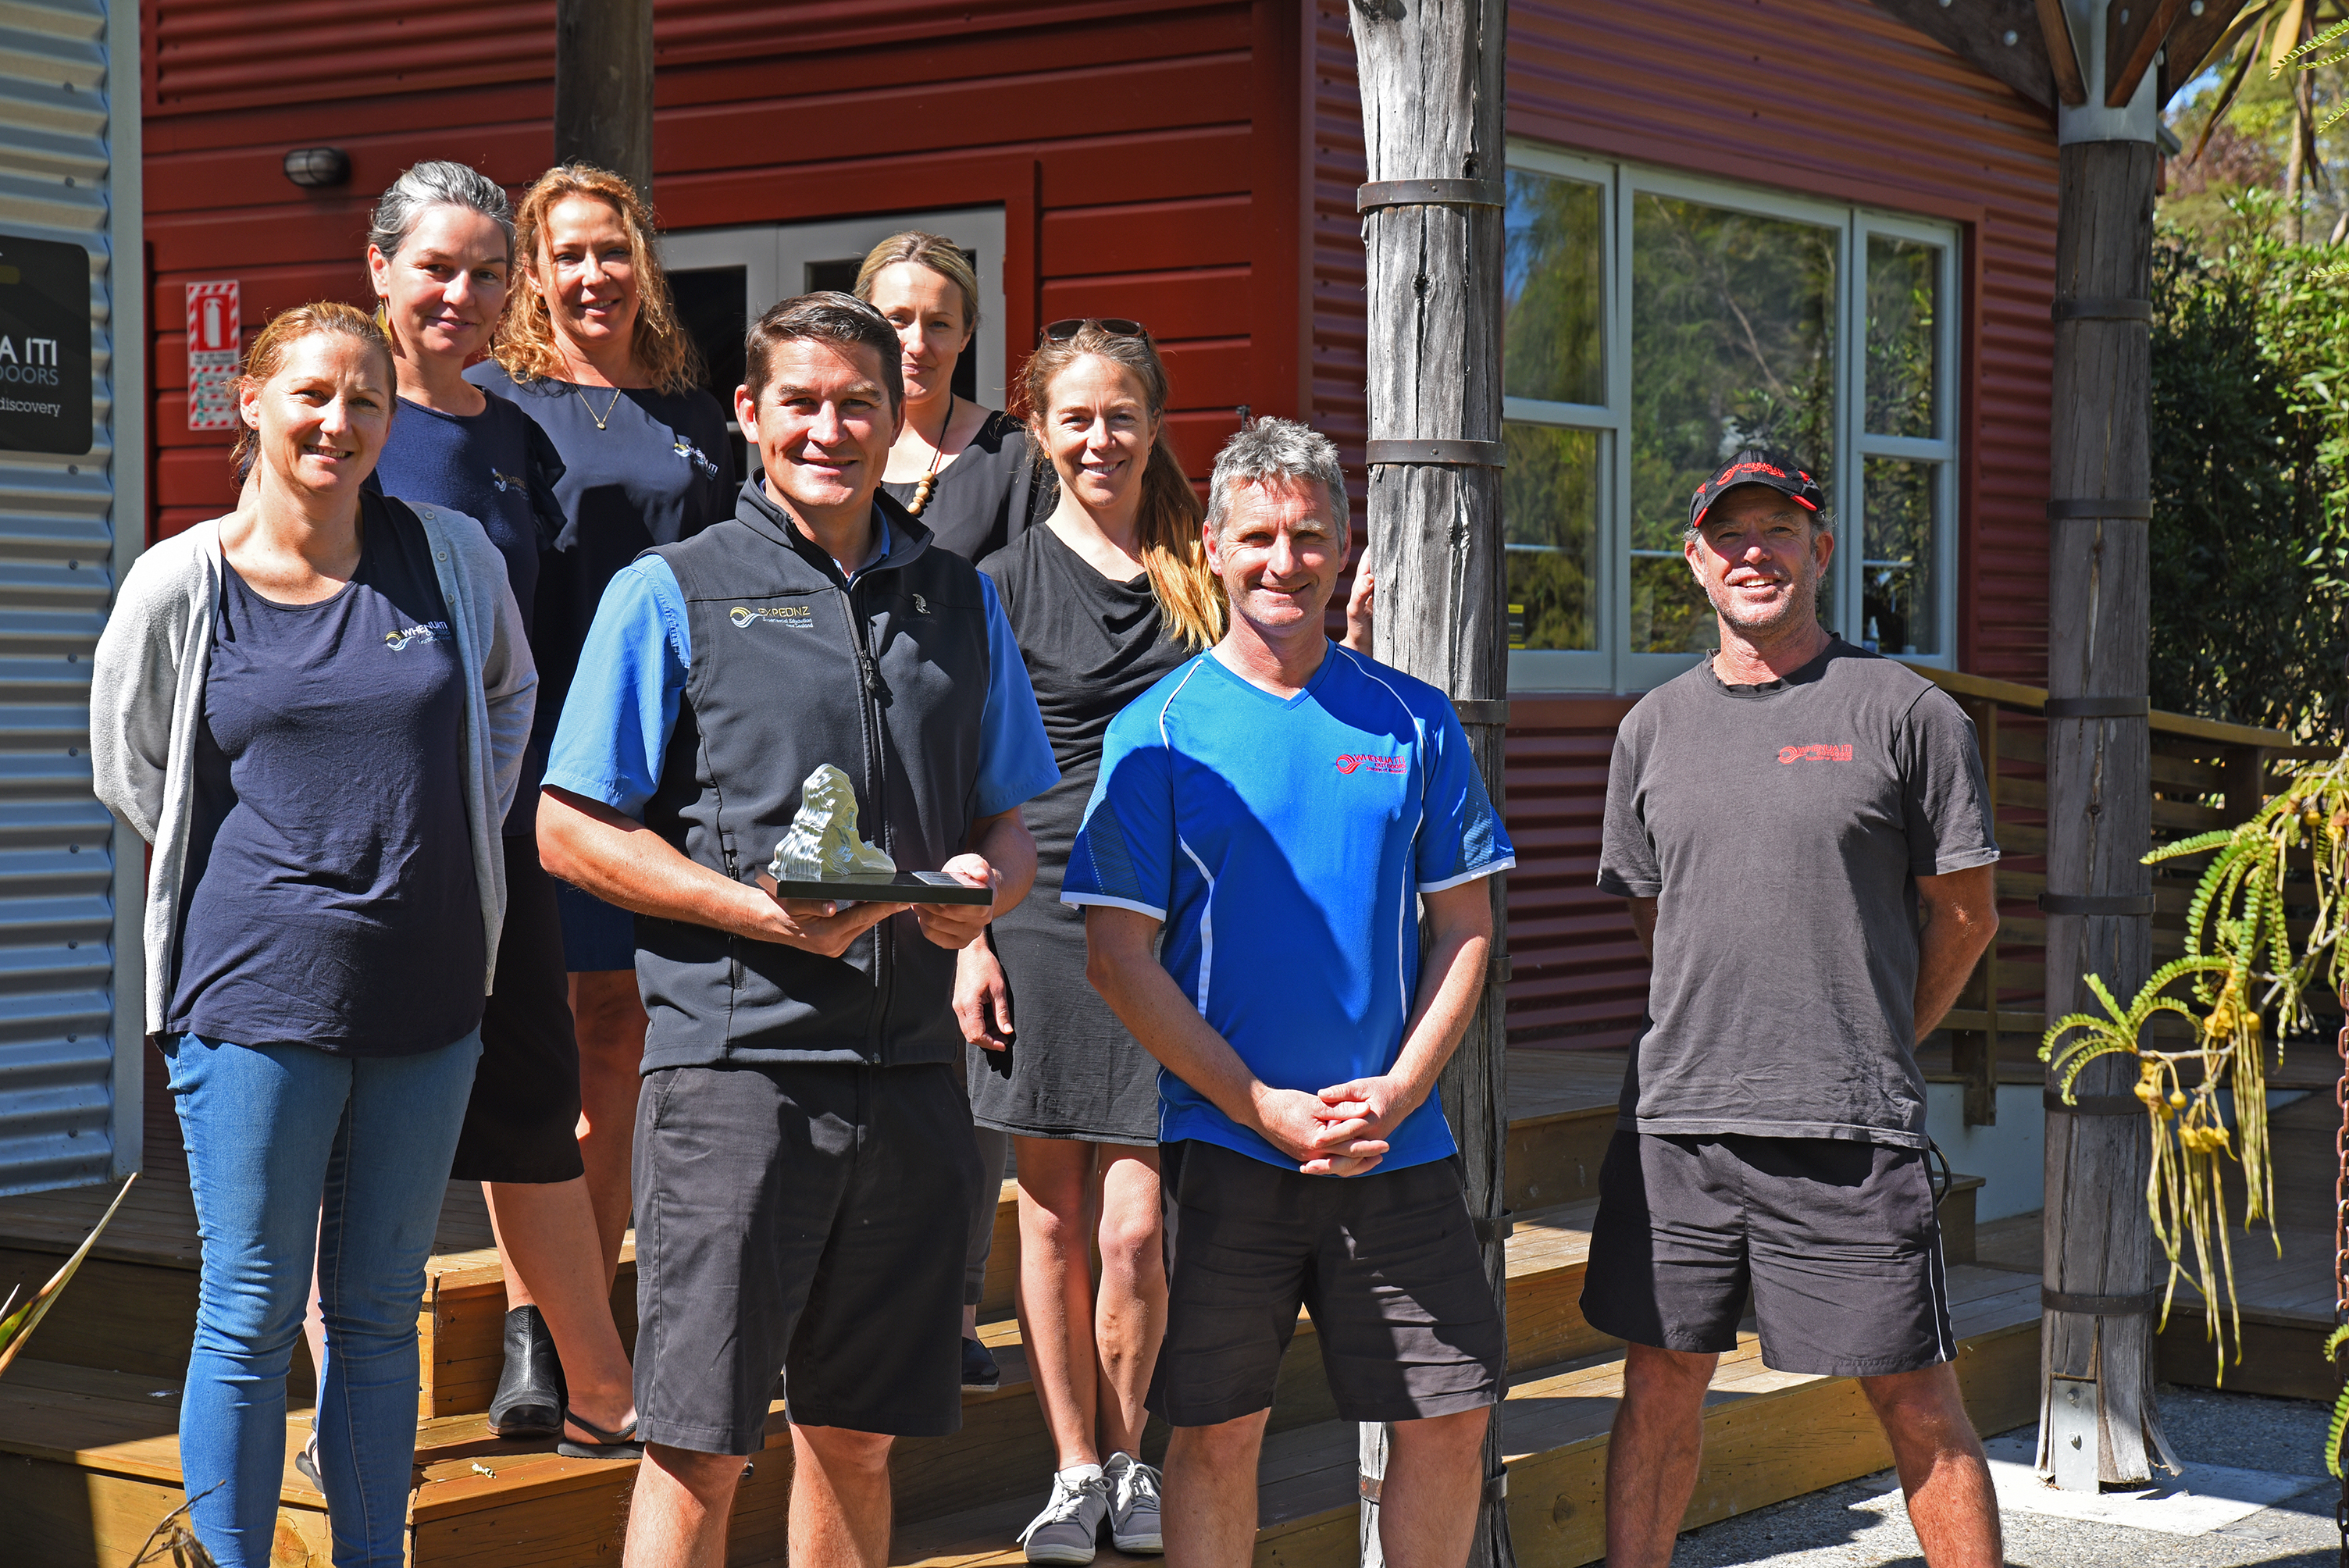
[636,480,989,1069]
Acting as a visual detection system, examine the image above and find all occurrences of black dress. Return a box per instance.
[970,524,1192,1143]
[880,408,1046,565]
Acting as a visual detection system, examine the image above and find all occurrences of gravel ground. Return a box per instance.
[1669,1386,2344,1567]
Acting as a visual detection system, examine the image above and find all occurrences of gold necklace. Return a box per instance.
[906,398,954,516]
[575,386,625,431]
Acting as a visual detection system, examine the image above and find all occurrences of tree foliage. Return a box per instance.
[2151,205,2349,739]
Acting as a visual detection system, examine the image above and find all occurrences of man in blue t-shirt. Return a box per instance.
[1066,417,1514,1568]
[536,295,1057,1568]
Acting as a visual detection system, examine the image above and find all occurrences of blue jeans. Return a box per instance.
[166,1031,482,1568]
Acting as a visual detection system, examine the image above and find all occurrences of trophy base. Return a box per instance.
[756,869,993,907]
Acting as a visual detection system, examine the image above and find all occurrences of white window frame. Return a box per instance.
[1502,144,1962,693]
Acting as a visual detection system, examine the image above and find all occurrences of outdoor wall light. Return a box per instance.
[282,148,351,189]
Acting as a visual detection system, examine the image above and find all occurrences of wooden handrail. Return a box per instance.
[1900,663,2296,750]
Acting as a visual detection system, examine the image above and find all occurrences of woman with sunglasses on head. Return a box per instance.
[854,230,1050,1395]
[346,160,640,1460]
[468,163,733,1432]
[971,319,1221,1565]
[91,301,533,1566]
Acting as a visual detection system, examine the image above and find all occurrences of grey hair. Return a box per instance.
[1205,416,1349,539]
[368,161,515,262]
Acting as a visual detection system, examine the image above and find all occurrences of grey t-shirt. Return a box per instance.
[1596,640,1999,1147]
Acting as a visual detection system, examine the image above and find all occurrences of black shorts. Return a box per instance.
[631,1060,982,1455]
[1580,1131,1955,1378]
[1149,1139,1503,1427]
[448,836,586,1185]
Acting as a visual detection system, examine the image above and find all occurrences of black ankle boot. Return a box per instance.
[488,1304,566,1438]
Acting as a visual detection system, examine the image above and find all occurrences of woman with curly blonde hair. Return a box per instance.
[469,165,733,1414]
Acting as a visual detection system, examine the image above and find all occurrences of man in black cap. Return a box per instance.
[1583,448,2004,1566]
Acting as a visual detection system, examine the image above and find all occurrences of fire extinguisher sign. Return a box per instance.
[185,280,241,432]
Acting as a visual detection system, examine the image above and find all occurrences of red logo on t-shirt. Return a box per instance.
[1335,754,1406,775]
[1777,743,1854,764]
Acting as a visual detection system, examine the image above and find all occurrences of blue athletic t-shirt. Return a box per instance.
[167,500,486,1057]
[369,391,562,835]
[1060,644,1515,1171]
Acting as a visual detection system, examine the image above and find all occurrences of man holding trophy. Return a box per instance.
[538,293,1058,1568]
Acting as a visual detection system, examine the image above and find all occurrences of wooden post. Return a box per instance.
[2039,0,2172,1488]
[554,0,654,197]
[1347,0,1513,1563]
[1952,697,2001,1127]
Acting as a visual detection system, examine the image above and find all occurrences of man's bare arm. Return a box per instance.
[1311,881,1492,1142]
[911,807,1035,950]
[1912,862,1998,1041]
[537,785,904,960]
[1627,896,1657,962]
[1084,904,1388,1175]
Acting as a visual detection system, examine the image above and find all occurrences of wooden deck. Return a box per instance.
[0,1047,2044,1567]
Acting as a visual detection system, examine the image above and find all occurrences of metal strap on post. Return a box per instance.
[2042,695,2150,718]
[2041,1286,2160,1316]
[2051,296,2154,323]
[2037,892,2155,916]
[1453,698,1510,726]
[1363,438,1506,469]
[2044,1089,2144,1117]
[2046,497,2153,520]
[1356,177,1505,213]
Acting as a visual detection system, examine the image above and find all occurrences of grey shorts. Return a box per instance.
[1580,1131,1955,1378]
[1149,1139,1504,1427]
[631,1061,982,1454]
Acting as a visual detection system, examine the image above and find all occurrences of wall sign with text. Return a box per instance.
[185,280,241,432]
[0,233,92,456]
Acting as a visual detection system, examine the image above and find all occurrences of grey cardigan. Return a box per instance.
[91,501,536,1041]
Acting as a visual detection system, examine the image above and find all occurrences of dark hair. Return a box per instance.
[743,291,904,411]
[230,301,394,484]
[1014,323,1221,648]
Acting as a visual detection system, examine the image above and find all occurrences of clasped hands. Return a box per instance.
[765,852,1001,959]
[1253,1074,1421,1178]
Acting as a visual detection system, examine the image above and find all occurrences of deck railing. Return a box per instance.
[1909,666,2307,1124]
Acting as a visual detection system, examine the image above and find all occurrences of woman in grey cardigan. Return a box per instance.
[91,301,533,1568]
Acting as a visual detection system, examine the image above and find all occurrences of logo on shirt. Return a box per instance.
[730,604,813,629]
[489,469,524,494]
[1335,754,1406,775]
[673,437,720,479]
[1778,743,1854,764]
[911,593,929,615]
[383,621,451,652]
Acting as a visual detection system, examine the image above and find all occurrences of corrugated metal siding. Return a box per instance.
[1312,0,2058,1049]
[144,0,1304,537]
[0,0,138,1195]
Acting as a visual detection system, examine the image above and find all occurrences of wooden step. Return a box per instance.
[889,1263,2043,1568]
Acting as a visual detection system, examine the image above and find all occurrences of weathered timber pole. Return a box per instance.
[2038,0,2174,1489]
[554,0,654,197]
[1347,1,1513,1563]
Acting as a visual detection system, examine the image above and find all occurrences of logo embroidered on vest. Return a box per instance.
[1335,754,1406,775]
[730,604,814,629]
[912,593,929,615]
[1777,743,1854,764]
[384,622,451,652]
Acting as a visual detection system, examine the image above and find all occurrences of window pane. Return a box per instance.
[1504,423,1599,650]
[1505,170,1604,405]
[1862,457,1937,655]
[1630,194,1837,652]
[1866,236,1938,438]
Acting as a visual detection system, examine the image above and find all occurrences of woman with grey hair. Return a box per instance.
[321,159,639,1462]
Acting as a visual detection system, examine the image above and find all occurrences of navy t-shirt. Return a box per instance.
[466,363,733,733]
[369,391,562,835]
[167,498,486,1057]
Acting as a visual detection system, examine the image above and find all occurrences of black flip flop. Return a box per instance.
[293,1434,323,1491]
[557,1409,644,1461]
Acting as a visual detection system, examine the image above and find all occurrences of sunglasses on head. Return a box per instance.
[1041,318,1150,344]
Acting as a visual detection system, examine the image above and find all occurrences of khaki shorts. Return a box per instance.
[1149,1139,1504,1427]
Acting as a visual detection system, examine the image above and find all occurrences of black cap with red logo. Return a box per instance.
[1687,447,1825,531]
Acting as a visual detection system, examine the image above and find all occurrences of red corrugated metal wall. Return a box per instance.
[144,0,1309,538]
[1312,0,2057,1049]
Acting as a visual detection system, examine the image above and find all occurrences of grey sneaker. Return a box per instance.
[1018,1464,1109,1564]
[1103,1452,1164,1554]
